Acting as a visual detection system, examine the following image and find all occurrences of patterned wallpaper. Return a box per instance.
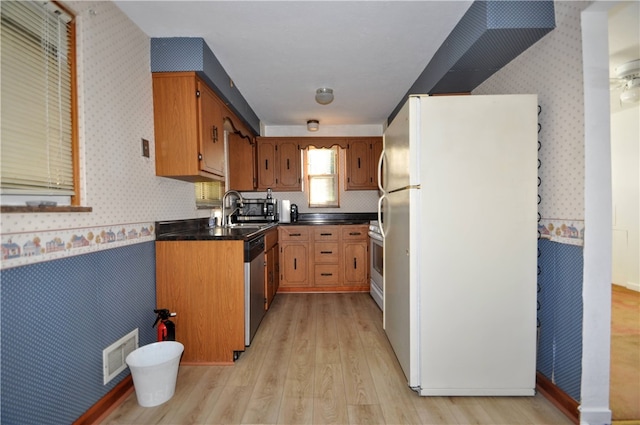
[0,1,380,269]
[474,1,590,246]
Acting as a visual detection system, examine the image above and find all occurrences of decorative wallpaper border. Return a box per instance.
[538,218,584,246]
[1,222,155,270]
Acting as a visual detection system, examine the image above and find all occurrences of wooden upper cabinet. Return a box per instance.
[198,81,225,178]
[257,138,276,189]
[152,72,226,182]
[277,139,301,190]
[256,138,301,191]
[345,137,382,190]
[226,120,257,191]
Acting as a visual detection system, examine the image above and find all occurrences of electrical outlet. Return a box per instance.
[141,138,150,157]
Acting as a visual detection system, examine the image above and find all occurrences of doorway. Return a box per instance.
[608,1,640,422]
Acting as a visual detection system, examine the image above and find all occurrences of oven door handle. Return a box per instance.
[368,231,383,242]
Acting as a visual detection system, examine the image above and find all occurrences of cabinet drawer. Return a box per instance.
[314,226,339,241]
[279,226,309,241]
[314,264,340,285]
[313,242,339,263]
[341,225,368,241]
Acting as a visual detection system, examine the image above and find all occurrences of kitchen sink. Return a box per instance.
[223,223,264,229]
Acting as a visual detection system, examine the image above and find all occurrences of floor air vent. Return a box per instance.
[103,328,139,385]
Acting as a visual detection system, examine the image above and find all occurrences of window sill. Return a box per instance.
[1,206,93,213]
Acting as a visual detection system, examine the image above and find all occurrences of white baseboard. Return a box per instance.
[579,406,612,425]
[624,281,640,292]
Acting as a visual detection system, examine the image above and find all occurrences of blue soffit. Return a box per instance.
[388,0,555,124]
[151,37,260,135]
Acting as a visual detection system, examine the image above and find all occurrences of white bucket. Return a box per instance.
[126,341,184,407]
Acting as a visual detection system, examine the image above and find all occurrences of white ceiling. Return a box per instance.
[114,1,473,128]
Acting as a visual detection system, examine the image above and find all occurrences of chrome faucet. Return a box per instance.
[221,190,244,226]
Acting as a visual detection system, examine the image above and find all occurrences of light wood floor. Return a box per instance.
[611,284,640,421]
[103,293,573,424]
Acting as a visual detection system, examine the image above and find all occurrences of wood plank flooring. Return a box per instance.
[103,293,573,424]
[611,284,640,421]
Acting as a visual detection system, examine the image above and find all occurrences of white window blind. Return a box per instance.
[307,147,339,208]
[1,1,75,196]
[195,181,224,207]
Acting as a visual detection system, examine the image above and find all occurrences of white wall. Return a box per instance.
[611,105,640,291]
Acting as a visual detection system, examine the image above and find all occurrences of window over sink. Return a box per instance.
[304,146,339,208]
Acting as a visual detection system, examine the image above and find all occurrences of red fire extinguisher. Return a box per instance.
[153,309,176,341]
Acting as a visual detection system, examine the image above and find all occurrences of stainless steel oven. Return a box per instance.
[369,221,383,310]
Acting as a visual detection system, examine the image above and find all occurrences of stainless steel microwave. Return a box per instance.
[234,198,279,222]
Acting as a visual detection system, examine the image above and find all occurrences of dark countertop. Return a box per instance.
[283,212,376,226]
[155,213,376,241]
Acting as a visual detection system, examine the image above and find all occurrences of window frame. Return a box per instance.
[304,146,340,208]
[0,0,82,211]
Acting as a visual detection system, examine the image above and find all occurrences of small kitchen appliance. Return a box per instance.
[290,204,299,222]
[280,200,291,223]
[234,197,279,223]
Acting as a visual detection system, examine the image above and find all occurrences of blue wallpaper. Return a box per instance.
[389,0,555,123]
[1,242,156,424]
[537,239,584,401]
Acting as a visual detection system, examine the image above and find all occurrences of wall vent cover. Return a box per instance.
[103,328,138,385]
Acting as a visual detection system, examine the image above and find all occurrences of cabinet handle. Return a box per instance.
[358,157,361,168]
[294,258,297,270]
[212,125,218,142]
[287,158,290,170]
[320,251,333,254]
[320,233,333,236]
[265,159,269,170]
[321,273,333,276]
[290,233,301,237]
[353,258,357,269]
[349,232,362,236]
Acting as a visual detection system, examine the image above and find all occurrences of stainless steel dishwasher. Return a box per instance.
[244,235,266,346]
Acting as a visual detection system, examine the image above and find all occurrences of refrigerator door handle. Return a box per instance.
[377,193,387,238]
[377,148,387,193]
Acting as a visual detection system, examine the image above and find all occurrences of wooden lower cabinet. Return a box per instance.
[279,242,310,288]
[264,227,279,309]
[278,224,369,292]
[156,240,245,364]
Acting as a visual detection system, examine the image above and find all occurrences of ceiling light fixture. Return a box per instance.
[620,78,640,104]
[315,88,334,105]
[615,59,640,104]
[307,119,319,132]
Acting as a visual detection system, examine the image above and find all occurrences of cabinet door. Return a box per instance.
[265,246,275,310]
[346,138,371,189]
[277,139,301,190]
[228,131,256,191]
[257,138,276,189]
[371,138,383,188]
[343,241,368,285]
[152,74,200,178]
[280,242,309,287]
[198,81,225,178]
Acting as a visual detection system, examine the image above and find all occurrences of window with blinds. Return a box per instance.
[306,146,339,208]
[195,181,225,207]
[1,1,76,202]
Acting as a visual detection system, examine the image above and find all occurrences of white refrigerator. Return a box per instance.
[379,95,538,396]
